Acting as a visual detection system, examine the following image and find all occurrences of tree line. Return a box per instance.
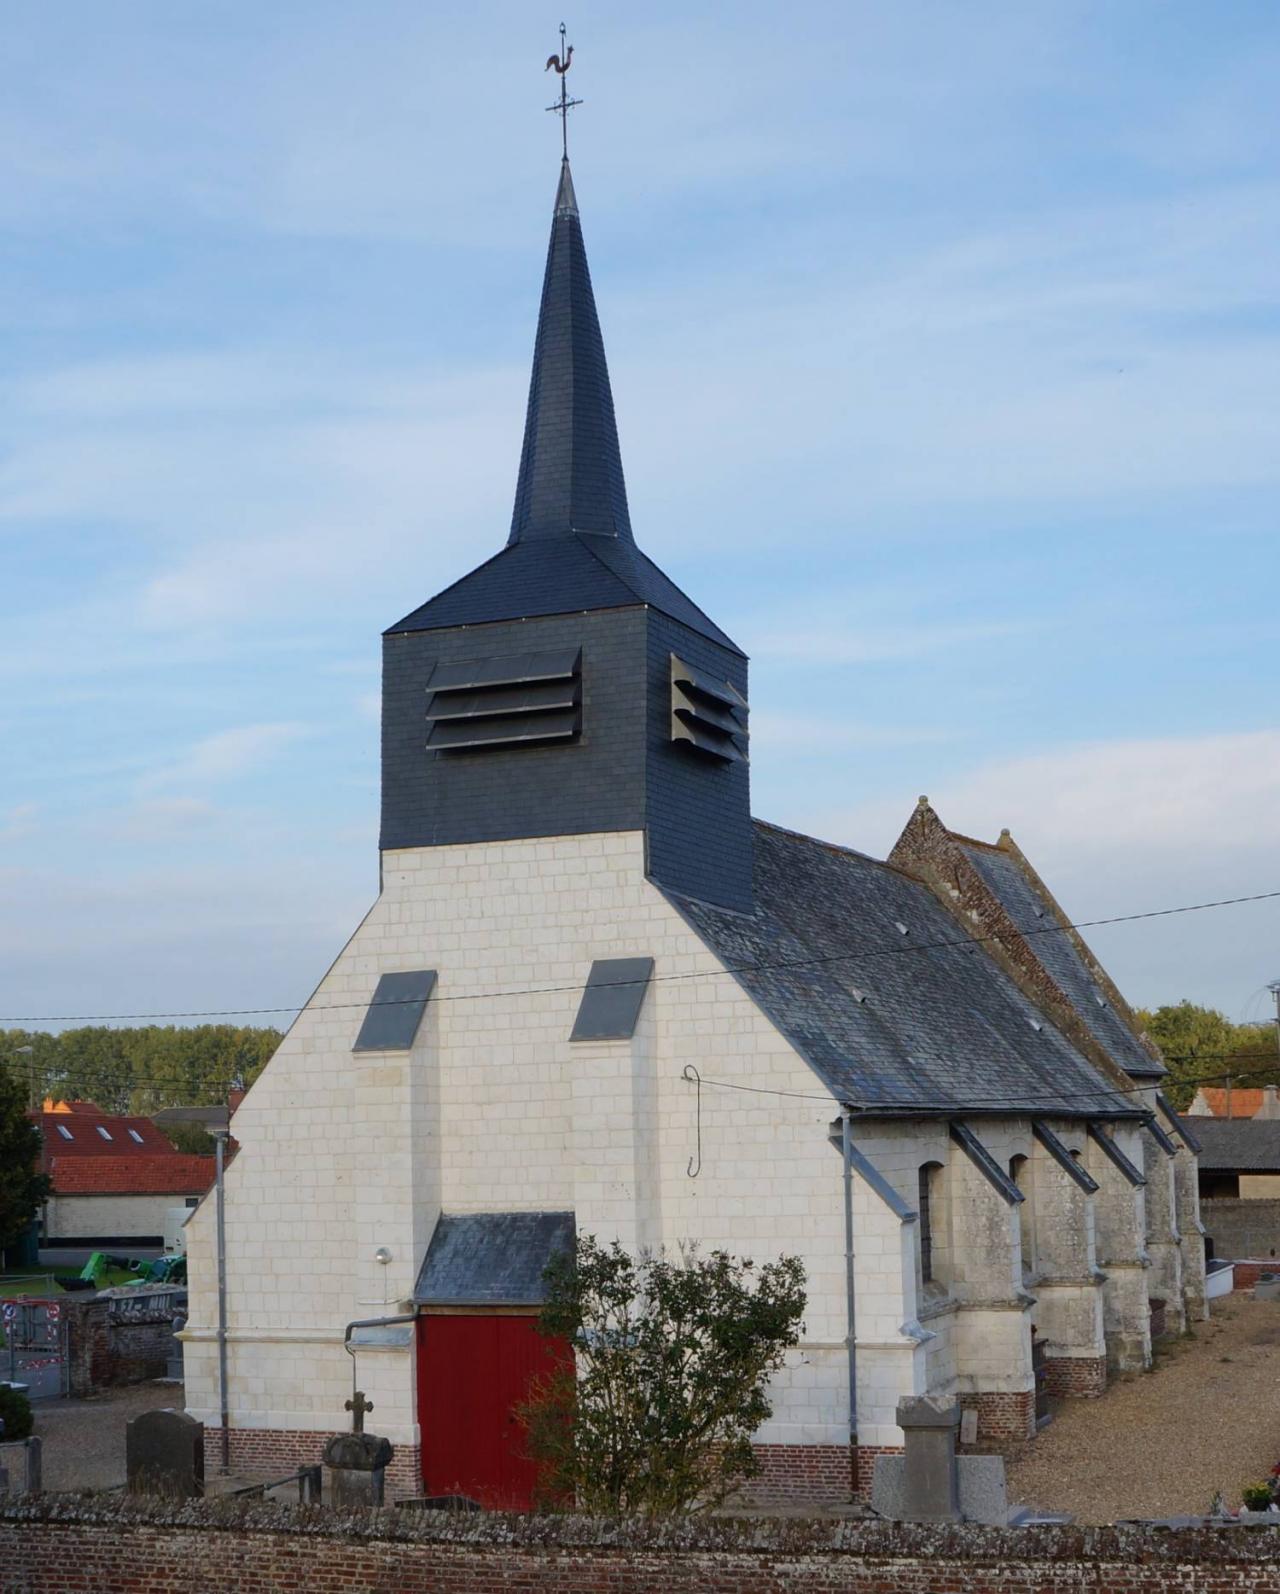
[0,1025,282,1151]
[1135,1001,1279,1110]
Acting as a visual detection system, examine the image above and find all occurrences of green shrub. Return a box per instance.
[0,1381,34,1442]
[1242,1482,1274,1512]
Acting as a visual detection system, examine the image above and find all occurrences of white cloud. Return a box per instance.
[814,728,1280,1015]
[144,723,313,791]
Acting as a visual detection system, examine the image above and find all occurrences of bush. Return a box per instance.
[1242,1482,1274,1512]
[0,1381,34,1442]
[518,1237,806,1515]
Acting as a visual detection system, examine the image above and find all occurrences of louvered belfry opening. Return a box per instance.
[425,647,582,752]
[670,653,748,763]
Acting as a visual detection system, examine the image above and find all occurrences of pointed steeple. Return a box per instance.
[508,159,632,544]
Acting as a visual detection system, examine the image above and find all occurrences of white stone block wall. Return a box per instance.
[184,831,856,1455]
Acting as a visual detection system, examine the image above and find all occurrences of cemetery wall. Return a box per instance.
[65,1293,180,1396]
[1201,1199,1280,1265]
[4,1497,1280,1593]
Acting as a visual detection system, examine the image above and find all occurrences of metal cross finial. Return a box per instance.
[544,22,582,160]
[345,1390,373,1435]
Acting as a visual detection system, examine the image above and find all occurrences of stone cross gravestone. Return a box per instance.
[323,1391,393,1508]
[126,1408,204,1497]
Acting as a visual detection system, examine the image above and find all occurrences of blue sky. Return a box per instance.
[2,1,1278,1030]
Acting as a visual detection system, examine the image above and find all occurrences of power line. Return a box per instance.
[689,1060,1278,1114]
[4,885,1278,1026]
[8,1048,1279,1124]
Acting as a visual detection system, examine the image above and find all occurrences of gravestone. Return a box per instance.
[873,1450,1012,1525]
[126,1408,204,1496]
[0,1437,42,1498]
[322,1391,393,1508]
[895,1395,962,1522]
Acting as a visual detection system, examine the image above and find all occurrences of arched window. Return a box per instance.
[1009,1154,1035,1276]
[918,1161,945,1286]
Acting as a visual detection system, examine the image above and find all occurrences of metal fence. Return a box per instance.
[2,1298,69,1400]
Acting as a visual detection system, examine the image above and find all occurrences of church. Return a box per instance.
[183,151,1206,1507]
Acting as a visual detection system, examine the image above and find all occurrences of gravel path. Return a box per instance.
[32,1382,181,1492]
[1008,1295,1280,1523]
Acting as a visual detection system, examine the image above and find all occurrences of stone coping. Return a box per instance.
[4,1495,1280,1564]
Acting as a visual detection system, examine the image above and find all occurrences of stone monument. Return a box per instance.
[322,1390,393,1508]
[871,1395,1016,1526]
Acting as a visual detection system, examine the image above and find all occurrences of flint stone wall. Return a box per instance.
[4,1496,1280,1593]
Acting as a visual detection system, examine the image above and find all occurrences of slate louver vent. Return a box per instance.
[425,647,582,752]
[670,653,748,762]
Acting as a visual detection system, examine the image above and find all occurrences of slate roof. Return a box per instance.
[956,839,1165,1080]
[509,159,631,545]
[665,822,1141,1120]
[1191,1118,1280,1174]
[387,531,740,652]
[385,158,741,655]
[50,1153,216,1196]
[414,1211,575,1306]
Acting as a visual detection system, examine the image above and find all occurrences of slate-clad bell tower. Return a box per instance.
[381,159,752,910]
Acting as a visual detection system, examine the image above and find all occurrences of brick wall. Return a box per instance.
[1230,1262,1279,1291]
[740,1443,855,1505]
[65,1296,178,1396]
[1042,1355,1107,1399]
[202,1428,422,1498]
[6,1498,1280,1593]
[203,1433,857,1509]
[965,1391,1036,1444]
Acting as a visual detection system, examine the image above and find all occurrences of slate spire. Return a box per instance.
[508,158,633,544]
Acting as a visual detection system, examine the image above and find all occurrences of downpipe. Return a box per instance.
[841,1111,858,1464]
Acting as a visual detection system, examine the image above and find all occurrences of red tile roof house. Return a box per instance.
[31,1101,216,1248]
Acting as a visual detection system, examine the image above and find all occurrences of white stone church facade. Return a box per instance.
[184,157,1206,1505]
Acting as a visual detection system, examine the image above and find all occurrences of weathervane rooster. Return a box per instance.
[544,24,582,159]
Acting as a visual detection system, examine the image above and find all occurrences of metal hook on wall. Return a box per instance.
[682,1063,702,1177]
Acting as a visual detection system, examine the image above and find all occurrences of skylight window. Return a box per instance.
[96,1125,113,1141]
[128,1128,144,1144]
[57,1124,74,1141]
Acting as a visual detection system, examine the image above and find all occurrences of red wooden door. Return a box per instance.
[417,1313,569,1509]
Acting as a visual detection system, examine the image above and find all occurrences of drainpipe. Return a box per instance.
[214,1130,230,1474]
[342,1314,417,1417]
[841,1111,858,1460]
